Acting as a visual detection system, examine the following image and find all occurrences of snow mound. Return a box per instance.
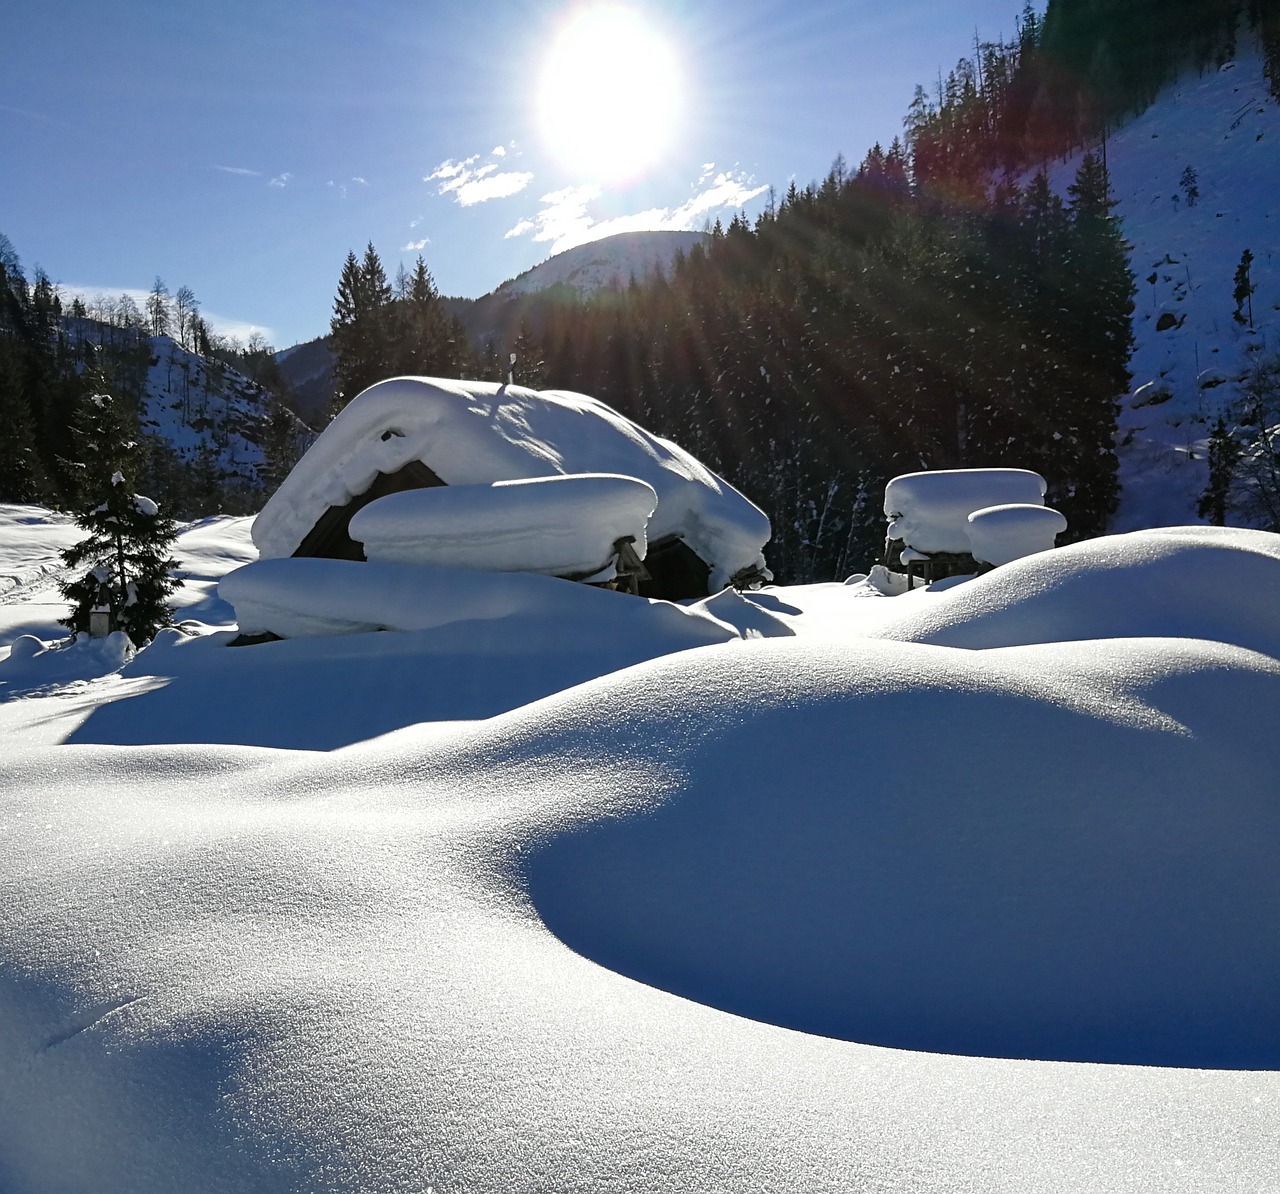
[884,469,1046,555]
[966,503,1068,566]
[874,525,1280,657]
[219,556,745,646]
[524,631,1280,1067]
[252,377,771,591]
[349,473,657,578]
[0,631,135,696]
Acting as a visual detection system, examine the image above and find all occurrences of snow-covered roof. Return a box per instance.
[884,468,1047,555]
[966,503,1067,567]
[252,377,771,590]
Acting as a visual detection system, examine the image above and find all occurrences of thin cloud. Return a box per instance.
[351,176,369,186]
[216,165,260,177]
[428,148,532,207]
[268,172,293,188]
[505,170,768,255]
[402,238,431,251]
[327,180,347,199]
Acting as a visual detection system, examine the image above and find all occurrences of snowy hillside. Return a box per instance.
[1,502,1279,1190]
[494,229,708,298]
[1050,47,1279,529]
[137,333,270,498]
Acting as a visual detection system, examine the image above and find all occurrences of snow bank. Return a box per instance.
[526,632,1280,1068]
[884,469,1046,555]
[219,556,745,647]
[966,503,1067,566]
[349,473,657,578]
[252,377,771,591]
[4,508,1280,1191]
[0,631,135,697]
[873,525,1280,658]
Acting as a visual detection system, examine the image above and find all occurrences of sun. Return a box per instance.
[537,5,682,184]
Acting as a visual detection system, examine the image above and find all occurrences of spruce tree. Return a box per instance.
[1233,249,1255,328]
[59,381,179,645]
[60,472,180,645]
[329,244,394,415]
[1197,416,1240,526]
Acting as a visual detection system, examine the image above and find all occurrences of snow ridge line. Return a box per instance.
[40,995,147,1052]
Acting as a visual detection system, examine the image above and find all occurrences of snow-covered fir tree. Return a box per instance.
[59,381,180,645]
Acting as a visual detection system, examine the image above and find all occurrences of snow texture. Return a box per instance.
[348,472,657,578]
[2,502,1280,1193]
[884,468,1047,554]
[966,503,1068,566]
[251,377,772,591]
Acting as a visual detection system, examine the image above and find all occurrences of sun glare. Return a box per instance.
[537,5,682,184]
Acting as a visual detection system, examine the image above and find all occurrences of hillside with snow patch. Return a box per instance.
[1050,47,1279,529]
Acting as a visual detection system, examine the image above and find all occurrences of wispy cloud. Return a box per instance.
[268,172,293,188]
[351,176,369,186]
[216,165,260,177]
[401,238,431,252]
[427,147,533,207]
[505,168,769,255]
[327,179,348,199]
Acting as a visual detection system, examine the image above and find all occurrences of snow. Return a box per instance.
[2,500,1279,1191]
[884,468,1047,555]
[496,229,707,299]
[218,556,751,644]
[252,377,772,592]
[966,503,1068,566]
[348,472,657,578]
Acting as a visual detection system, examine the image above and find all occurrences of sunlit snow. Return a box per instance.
[1,503,1278,1192]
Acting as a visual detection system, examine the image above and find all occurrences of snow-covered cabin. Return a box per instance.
[883,468,1060,585]
[252,378,773,600]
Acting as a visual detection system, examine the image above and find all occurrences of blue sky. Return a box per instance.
[3,0,1033,348]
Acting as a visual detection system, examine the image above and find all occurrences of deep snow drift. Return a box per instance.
[1,504,1278,1192]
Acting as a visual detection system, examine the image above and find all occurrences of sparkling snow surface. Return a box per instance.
[252,377,772,591]
[1,505,1279,1193]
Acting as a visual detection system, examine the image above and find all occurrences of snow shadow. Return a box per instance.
[523,635,1280,1070]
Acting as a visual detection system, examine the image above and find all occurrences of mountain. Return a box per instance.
[1047,45,1279,530]
[490,229,708,299]
[275,230,709,421]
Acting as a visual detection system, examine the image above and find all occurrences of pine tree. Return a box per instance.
[1197,416,1240,526]
[1233,248,1255,327]
[58,377,179,644]
[329,244,394,415]
[60,471,180,645]
[1179,165,1199,207]
[1060,151,1133,536]
[259,397,301,490]
[392,255,451,377]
